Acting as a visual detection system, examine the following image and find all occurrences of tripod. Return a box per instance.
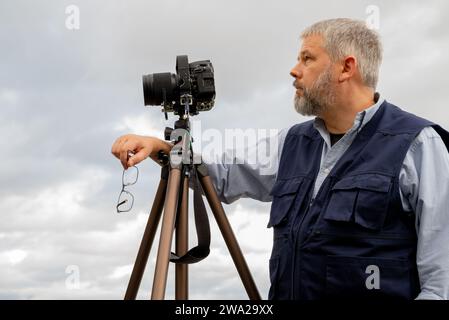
[123,117,261,300]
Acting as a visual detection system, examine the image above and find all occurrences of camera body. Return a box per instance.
[142,55,215,116]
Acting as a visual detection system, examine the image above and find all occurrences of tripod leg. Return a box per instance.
[124,167,168,300]
[151,168,182,300]
[198,169,261,300]
[175,171,189,299]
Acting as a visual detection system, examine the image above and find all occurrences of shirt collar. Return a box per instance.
[313,93,385,136]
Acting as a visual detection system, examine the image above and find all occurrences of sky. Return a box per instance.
[1,0,448,299]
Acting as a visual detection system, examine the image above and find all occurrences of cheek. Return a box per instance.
[302,72,314,87]
[303,67,322,87]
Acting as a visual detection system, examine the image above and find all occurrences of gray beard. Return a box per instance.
[294,66,336,116]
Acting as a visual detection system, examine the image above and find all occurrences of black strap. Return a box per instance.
[169,166,210,264]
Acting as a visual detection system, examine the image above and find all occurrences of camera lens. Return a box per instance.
[142,72,178,106]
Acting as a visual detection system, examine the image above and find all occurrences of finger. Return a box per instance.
[111,138,121,157]
[119,141,138,169]
[111,136,128,158]
[128,147,150,167]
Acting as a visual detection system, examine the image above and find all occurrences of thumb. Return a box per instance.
[127,149,149,167]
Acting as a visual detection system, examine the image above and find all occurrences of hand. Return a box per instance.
[111,134,154,170]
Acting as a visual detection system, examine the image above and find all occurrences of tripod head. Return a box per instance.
[157,95,198,170]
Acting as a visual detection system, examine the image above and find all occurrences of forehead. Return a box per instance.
[299,34,325,55]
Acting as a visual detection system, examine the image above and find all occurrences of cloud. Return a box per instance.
[1,0,448,299]
[0,249,28,265]
[0,88,20,105]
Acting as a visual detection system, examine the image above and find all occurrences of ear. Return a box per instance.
[338,56,357,83]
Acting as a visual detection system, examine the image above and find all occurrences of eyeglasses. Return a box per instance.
[116,166,139,213]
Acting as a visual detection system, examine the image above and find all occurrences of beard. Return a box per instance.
[294,66,336,117]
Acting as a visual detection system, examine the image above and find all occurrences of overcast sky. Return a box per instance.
[1,0,448,299]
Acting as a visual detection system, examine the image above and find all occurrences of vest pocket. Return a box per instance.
[325,255,415,300]
[323,174,392,231]
[268,178,304,228]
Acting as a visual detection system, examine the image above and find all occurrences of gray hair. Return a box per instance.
[301,18,383,89]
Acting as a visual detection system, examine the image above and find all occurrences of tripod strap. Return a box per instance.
[170,166,210,264]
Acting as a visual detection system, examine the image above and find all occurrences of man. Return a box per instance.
[111,18,449,300]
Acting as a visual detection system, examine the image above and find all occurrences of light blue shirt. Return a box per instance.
[204,97,449,300]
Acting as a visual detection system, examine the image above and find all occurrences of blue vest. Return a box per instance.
[268,101,449,300]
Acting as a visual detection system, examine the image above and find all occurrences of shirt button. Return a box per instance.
[323,168,330,174]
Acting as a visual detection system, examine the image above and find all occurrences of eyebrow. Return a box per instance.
[297,50,314,61]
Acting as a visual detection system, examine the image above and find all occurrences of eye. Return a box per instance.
[303,56,311,63]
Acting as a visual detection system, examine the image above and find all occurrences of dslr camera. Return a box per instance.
[142,55,215,117]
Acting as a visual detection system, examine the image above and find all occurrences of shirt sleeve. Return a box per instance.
[198,127,290,204]
[399,126,449,300]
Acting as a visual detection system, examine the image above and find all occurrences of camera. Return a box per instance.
[142,55,215,117]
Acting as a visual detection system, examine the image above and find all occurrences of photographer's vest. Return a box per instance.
[268,101,449,300]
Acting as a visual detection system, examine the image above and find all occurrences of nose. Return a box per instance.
[290,62,302,79]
